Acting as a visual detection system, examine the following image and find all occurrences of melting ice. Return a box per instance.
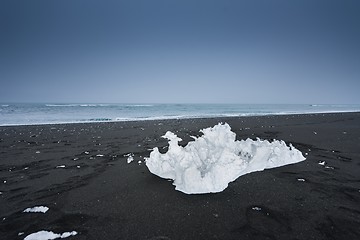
[23,206,49,213]
[24,230,77,240]
[145,123,305,194]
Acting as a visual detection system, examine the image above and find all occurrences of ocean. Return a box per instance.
[1,103,360,126]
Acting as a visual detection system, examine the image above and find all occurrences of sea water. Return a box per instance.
[0,103,359,126]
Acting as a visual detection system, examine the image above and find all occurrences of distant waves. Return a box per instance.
[1,103,360,126]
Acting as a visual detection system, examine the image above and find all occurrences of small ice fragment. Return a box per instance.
[0,192,2,195]
[313,131,317,135]
[138,160,142,164]
[24,167,29,170]
[252,207,262,211]
[84,151,89,154]
[56,165,66,168]
[18,232,24,236]
[60,231,78,238]
[318,161,325,166]
[77,166,80,168]
[24,230,77,240]
[23,206,49,213]
[35,151,40,154]
[96,154,104,157]
[325,166,334,169]
[297,178,306,182]
[305,153,308,156]
[73,158,79,161]
[3,180,6,183]
[124,153,134,163]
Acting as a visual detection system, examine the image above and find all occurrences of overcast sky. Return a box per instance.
[1,0,359,104]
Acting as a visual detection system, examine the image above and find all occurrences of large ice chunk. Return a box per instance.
[145,123,305,194]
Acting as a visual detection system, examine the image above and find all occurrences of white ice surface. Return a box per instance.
[145,123,306,194]
[125,153,134,163]
[23,206,49,213]
[24,230,77,240]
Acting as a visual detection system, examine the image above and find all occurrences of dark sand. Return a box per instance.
[1,112,360,240]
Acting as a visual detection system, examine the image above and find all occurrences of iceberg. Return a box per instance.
[145,123,305,194]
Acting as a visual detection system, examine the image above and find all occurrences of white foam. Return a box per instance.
[145,123,305,194]
[24,230,77,240]
[23,206,49,213]
[125,104,154,107]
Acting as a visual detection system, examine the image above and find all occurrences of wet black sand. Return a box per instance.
[1,112,360,240]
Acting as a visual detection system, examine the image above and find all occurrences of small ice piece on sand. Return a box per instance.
[56,165,66,168]
[252,207,262,211]
[84,151,89,154]
[297,178,306,182]
[23,206,49,213]
[24,230,77,240]
[124,153,134,163]
[73,158,79,161]
[318,161,326,166]
[138,160,142,164]
[313,131,317,135]
[18,232,24,236]
[96,154,104,157]
[325,166,334,169]
[35,151,41,154]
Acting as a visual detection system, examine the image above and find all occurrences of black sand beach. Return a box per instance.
[1,112,360,240]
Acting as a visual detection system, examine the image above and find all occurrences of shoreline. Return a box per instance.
[1,110,360,127]
[1,112,360,239]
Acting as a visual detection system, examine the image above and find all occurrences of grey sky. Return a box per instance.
[1,0,359,104]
